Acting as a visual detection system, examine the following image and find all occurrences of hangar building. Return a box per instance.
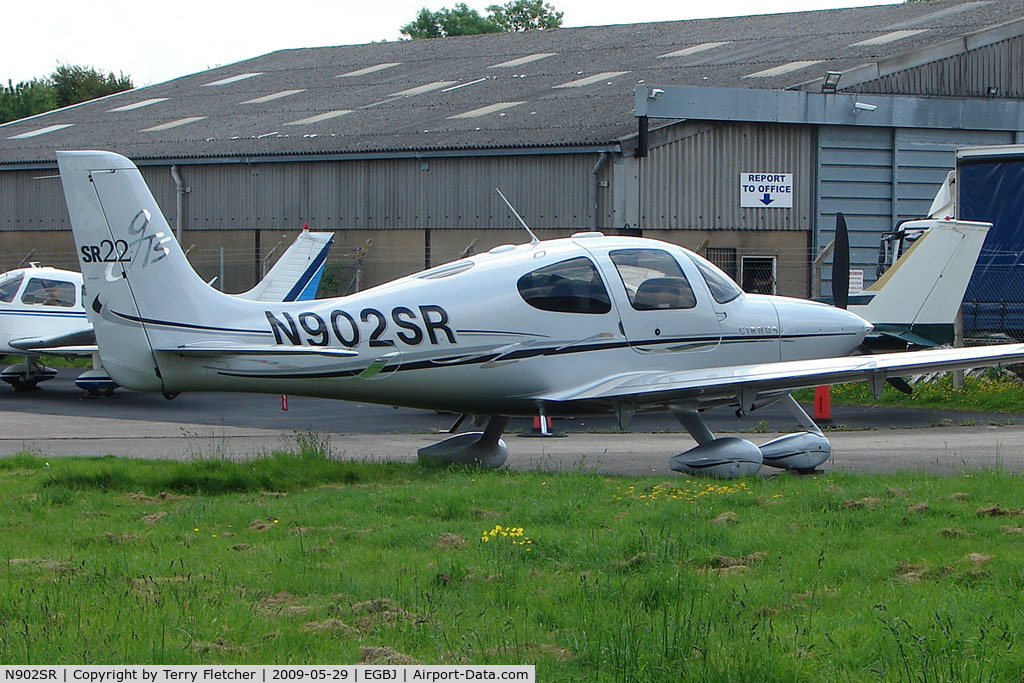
[0,0,1023,295]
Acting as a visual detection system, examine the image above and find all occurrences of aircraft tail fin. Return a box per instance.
[57,150,241,391]
[853,219,989,347]
[238,228,333,302]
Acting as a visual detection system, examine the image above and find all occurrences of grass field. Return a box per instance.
[2,442,1023,680]
[794,371,1024,414]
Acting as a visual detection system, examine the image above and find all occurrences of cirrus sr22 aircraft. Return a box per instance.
[0,226,334,394]
[56,150,1024,477]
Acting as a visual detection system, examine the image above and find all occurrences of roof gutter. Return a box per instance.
[0,143,624,171]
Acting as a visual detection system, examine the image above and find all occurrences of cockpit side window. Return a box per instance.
[21,278,77,307]
[610,249,696,310]
[0,273,24,303]
[685,252,744,304]
[517,257,611,314]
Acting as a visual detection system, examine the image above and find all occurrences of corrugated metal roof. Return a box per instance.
[0,0,1021,163]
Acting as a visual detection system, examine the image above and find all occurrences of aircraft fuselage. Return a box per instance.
[145,234,871,415]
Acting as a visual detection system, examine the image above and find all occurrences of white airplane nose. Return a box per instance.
[839,307,874,344]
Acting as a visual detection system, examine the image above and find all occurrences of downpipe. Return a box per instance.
[170,165,189,244]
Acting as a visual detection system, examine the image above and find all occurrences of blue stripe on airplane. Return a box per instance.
[283,238,333,302]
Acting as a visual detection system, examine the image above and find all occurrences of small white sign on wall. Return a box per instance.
[740,173,793,208]
[849,269,864,294]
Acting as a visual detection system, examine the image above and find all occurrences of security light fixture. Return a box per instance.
[821,71,842,93]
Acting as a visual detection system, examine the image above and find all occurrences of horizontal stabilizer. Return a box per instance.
[9,327,96,351]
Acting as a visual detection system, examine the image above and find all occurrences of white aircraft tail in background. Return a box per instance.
[854,218,989,348]
[237,227,333,302]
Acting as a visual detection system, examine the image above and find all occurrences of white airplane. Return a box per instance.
[56,150,1024,476]
[0,226,333,395]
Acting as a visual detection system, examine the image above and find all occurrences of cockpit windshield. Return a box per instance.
[0,273,23,303]
[684,252,743,304]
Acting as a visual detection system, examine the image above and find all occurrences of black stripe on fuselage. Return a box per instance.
[110,309,271,336]
[206,331,857,380]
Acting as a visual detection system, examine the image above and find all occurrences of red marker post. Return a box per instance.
[281,394,289,411]
[813,386,831,422]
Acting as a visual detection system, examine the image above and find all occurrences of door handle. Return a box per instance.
[715,312,727,321]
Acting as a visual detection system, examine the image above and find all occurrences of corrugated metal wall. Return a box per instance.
[175,153,605,231]
[638,122,815,230]
[816,125,1015,282]
[852,36,1024,99]
[0,168,68,230]
[0,152,608,233]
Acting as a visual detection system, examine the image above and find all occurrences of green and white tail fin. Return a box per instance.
[852,218,989,347]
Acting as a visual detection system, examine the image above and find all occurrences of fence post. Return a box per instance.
[953,306,964,389]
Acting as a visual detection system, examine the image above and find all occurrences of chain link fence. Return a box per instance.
[9,240,1023,346]
[0,246,371,298]
[960,253,1024,344]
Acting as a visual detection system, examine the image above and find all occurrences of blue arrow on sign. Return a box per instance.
[760,193,774,205]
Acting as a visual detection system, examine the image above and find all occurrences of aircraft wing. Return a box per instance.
[9,327,96,352]
[538,343,1024,410]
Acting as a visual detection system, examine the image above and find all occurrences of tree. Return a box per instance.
[401,4,502,39]
[401,0,562,39]
[50,64,133,108]
[0,79,58,124]
[0,64,134,125]
[486,0,563,32]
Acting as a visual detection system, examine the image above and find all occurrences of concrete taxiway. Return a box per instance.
[2,382,1023,475]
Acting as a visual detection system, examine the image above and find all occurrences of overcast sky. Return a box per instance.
[4,0,900,87]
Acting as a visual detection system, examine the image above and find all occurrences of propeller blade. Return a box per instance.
[833,212,850,309]
[886,376,914,395]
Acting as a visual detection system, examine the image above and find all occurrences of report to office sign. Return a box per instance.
[740,173,793,208]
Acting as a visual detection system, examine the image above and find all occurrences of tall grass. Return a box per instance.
[1,449,1022,679]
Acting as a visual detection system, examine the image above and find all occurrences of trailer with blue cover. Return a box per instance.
[956,146,1024,340]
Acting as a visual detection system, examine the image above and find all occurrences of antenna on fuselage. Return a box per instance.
[496,188,540,246]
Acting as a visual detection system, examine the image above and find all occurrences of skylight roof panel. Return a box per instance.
[441,78,487,92]
[553,71,630,88]
[108,98,169,112]
[241,90,306,104]
[285,110,352,125]
[449,101,525,119]
[744,61,823,78]
[658,42,731,59]
[488,53,556,68]
[202,73,263,87]
[888,2,991,29]
[390,81,459,97]
[140,117,207,132]
[336,63,401,78]
[8,124,73,139]
[851,29,928,47]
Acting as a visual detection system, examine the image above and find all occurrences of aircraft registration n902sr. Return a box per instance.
[56,150,1024,477]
